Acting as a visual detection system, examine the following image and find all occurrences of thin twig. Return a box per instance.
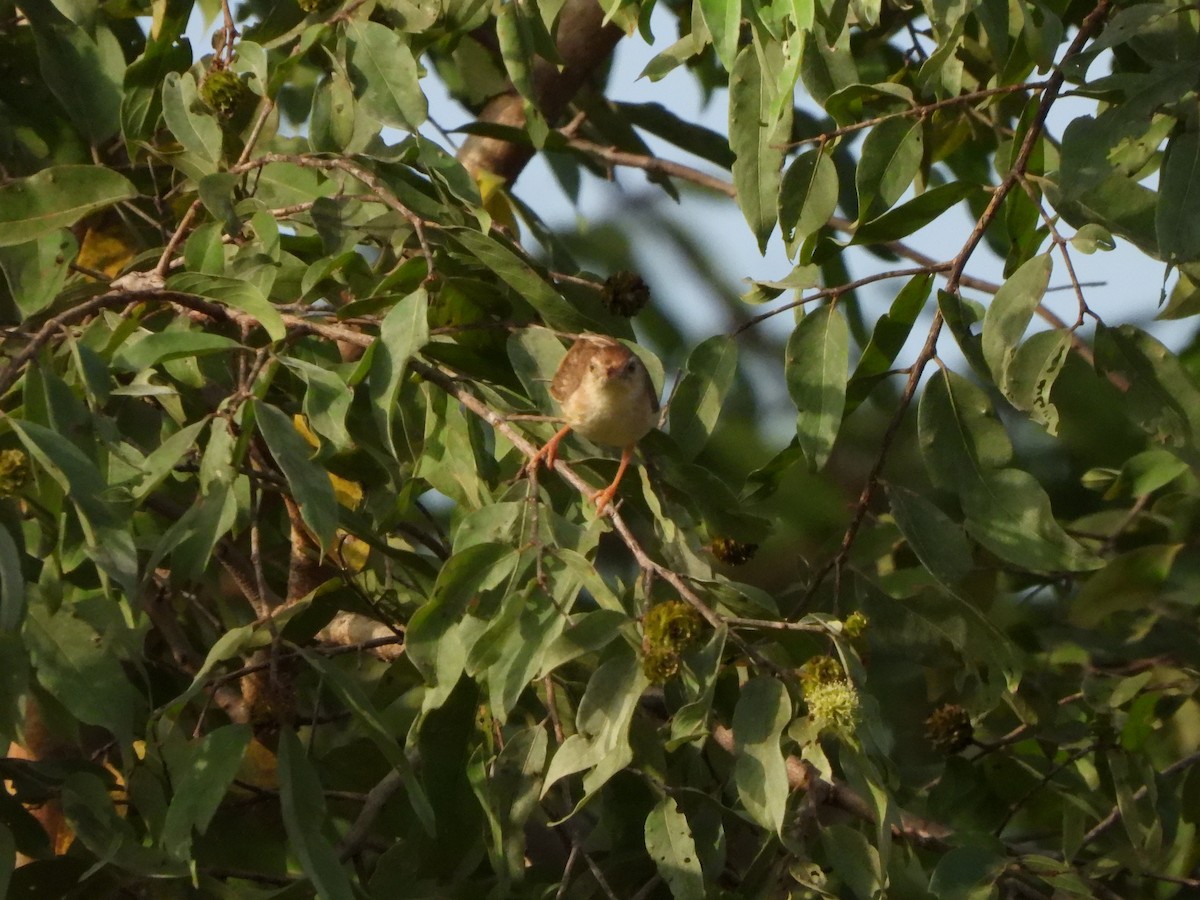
[229,153,435,279]
[781,82,1047,150]
[797,0,1113,607]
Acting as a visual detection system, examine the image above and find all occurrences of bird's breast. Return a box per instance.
[562,380,657,447]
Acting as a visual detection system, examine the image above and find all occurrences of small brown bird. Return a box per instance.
[532,335,659,513]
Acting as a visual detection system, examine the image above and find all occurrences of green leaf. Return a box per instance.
[277,730,356,900]
[1070,544,1181,628]
[668,335,738,460]
[303,652,436,833]
[888,485,972,586]
[853,182,982,244]
[1095,323,1200,455]
[145,484,236,583]
[11,420,138,598]
[167,272,286,342]
[344,20,427,130]
[448,227,605,331]
[846,273,932,413]
[112,331,243,373]
[161,71,223,169]
[918,371,1099,573]
[786,305,849,469]
[495,1,537,102]
[21,0,123,141]
[469,585,566,721]
[61,772,184,876]
[538,609,629,677]
[1003,328,1071,434]
[779,149,839,257]
[280,357,354,452]
[121,39,191,151]
[368,288,429,459]
[0,166,136,248]
[729,44,792,253]
[1103,448,1190,499]
[820,824,883,900]
[0,526,25,633]
[1157,129,1200,263]
[616,102,735,168]
[645,796,705,900]
[0,230,76,318]
[698,0,740,71]
[981,253,1052,388]
[856,118,923,222]
[731,677,790,834]
[161,725,251,860]
[309,70,359,153]
[470,724,548,880]
[964,469,1101,574]
[406,543,516,687]
[928,845,1005,899]
[254,400,338,549]
[543,645,646,800]
[25,601,140,745]
[918,369,1011,494]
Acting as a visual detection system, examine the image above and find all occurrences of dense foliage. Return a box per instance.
[1,0,1199,894]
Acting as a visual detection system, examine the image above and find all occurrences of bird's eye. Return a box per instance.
[625,360,636,372]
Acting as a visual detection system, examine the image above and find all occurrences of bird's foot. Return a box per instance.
[590,485,619,515]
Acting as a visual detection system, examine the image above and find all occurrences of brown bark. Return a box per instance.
[456,0,623,183]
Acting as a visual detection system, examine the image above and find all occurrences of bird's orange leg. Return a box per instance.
[591,444,635,514]
[530,424,573,472]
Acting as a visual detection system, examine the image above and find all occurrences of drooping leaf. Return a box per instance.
[820,824,884,900]
[779,149,839,257]
[1156,128,1200,263]
[846,273,932,413]
[698,0,740,71]
[11,420,138,597]
[112,331,243,373]
[1003,328,1071,434]
[20,0,123,141]
[0,167,136,248]
[25,601,140,746]
[1095,323,1200,457]
[856,118,924,222]
[161,725,251,860]
[344,20,427,130]
[730,43,792,253]
[277,730,356,900]
[785,304,849,469]
[161,71,223,169]
[254,400,339,549]
[167,272,287,341]
[0,230,76,318]
[853,181,982,244]
[668,335,738,460]
[645,796,705,900]
[981,253,1052,388]
[731,677,790,834]
[1070,544,1181,628]
[368,288,429,459]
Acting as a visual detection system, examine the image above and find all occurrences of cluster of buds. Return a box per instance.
[708,536,758,566]
[800,655,860,734]
[0,450,28,498]
[843,611,868,638]
[200,69,253,120]
[925,704,974,754]
[641,600,703,683]
[602,271,651,318]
